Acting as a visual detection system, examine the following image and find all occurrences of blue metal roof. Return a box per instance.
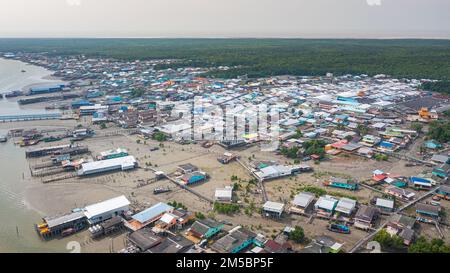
[410,177,431,183]
[132,202,173,223]
[379,141,394,148]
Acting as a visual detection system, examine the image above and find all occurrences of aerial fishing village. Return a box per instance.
[1,51,450,253]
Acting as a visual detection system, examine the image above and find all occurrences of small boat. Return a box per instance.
[4,90,23,98]
[21,70,26,73]
[0,135,7,143]
[20,139,40,147]
[153,187,171,195]
[42,136,62,143]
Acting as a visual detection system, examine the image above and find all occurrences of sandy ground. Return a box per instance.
[1,117,445,252]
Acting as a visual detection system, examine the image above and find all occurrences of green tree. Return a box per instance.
[427,121,450,143]
[408,236,450,253]
[356,124,369,136]
[410,122,423,133]
[289,226,305,243]
[195,212,206,220]
[152,132,167,142]
[131,88,145,98]
[374,229,405,250]
[213,202,240,215]
[303,140,326,158]
[280,146,301,159]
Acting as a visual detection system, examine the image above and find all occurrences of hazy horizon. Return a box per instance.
[0,0,449,39]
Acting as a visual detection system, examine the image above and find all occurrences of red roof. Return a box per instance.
[264,240,291,253]
[331,140,348,149]
[373,174,387,182]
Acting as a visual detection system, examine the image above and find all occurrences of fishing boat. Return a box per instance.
[42,136,63,143]
[20,139,40,147]
[153,187,171,195]
[4,90,23,98]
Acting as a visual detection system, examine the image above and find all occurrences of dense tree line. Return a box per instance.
[1,39,450,80]
[213,202,240,215]
[427,121,450,143]
[420,81,450,93]
[408,237,450,253]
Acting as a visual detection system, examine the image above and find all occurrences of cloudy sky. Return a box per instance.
[0,0,449,38]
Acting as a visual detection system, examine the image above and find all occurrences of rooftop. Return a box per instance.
[132,202,174,224]
[84,195,130,219]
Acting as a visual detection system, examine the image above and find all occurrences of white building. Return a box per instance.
[262,201,285,218]
[78,156,137,176]
[253,165,293,182]
[84,195,130,225]
[214,186,233,203]
[79,104,108,116]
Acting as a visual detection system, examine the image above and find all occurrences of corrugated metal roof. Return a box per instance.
[79,155,137,174]
[292,192,315,208]
[376,198,394,209]
[263,201,285,213]
[132,202,173,223]
[84,195,130,219]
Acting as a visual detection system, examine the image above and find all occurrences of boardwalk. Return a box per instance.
[236,158,268,202]
[147,167,214,204]
[0,113,62,122]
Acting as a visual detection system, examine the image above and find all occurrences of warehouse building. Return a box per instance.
[79,104,108,116]
[97,148,129,161]
[29,84,65,95]
[253,164,310,182]
[36,211,87,239]
[125,202,174,231]
[84,195,131,225]
[77,156,137,176]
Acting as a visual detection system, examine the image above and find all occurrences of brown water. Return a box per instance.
[0,58,71,252]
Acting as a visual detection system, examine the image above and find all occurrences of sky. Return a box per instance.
[0,0,449,38]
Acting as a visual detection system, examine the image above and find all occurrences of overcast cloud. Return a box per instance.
[0,0,449,38]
